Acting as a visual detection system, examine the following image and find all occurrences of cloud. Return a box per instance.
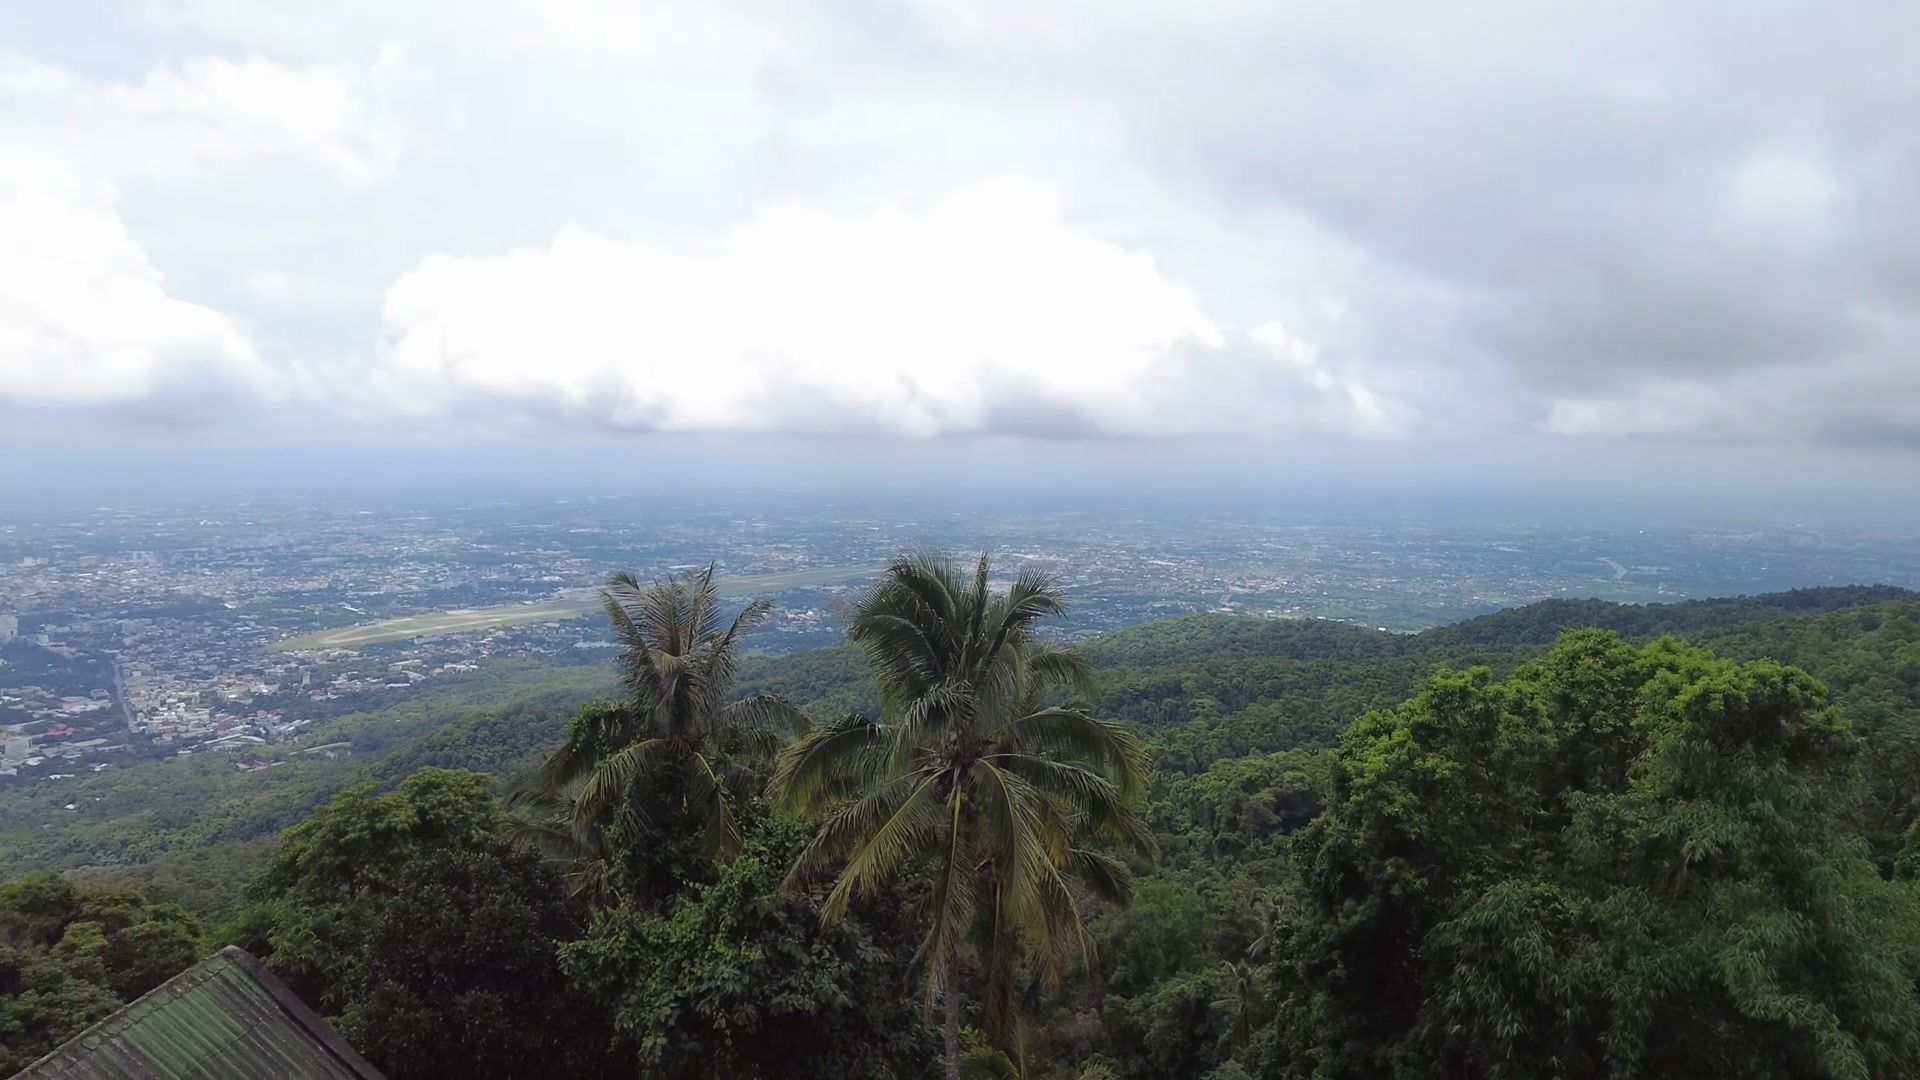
[375,180,1390,438]
[807,0,1917,447]
[0,150,268,407]
[1541,382,1736,440]
[0,53,400,412]
[6,0,1918,458]
[0,55,401,187]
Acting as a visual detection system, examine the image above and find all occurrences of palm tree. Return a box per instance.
[1247,890,1284,962]
[511,565,805,901]
[774,551,1153,1080]
[957,1017,1112,1080]
[1212,960,1264,1052]
[506,711,625,903]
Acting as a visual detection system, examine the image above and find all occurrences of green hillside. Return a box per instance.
[6,586,1914,913]
[8,579,1920,1078]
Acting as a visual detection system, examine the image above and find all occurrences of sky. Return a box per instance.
[2,1,1916,505]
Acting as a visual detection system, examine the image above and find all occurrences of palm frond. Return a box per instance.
[521,704,631,797]
[686,750,744,858]
[991,753,1153,859]
[573,736,670,828]
[601,579,669,707]
[714,692,806,759]
[637,566,695,655]
[853,552,963,678]
[979,873,1023,1039]
[981,567,1068,665]
[889,679,974,770]
[715,595,775,654]
[922,780,980,1007]
[772,714,890,818]
[1021,641,1099,704]
[1065,847,1135,905]
[991,708,1148,802]
[803,768,947,921]
[961,552,992,672]
[848,612,946,694]
[783,766,932,885]
[1027,850,1094,985]
[971,758,1053,1032]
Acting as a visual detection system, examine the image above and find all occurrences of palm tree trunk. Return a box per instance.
[943,954,962,1080]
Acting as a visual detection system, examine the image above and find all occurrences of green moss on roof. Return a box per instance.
[14,947,382,1079]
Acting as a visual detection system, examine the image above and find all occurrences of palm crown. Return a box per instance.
[775,551,1153,1068]
[513,566,803,899]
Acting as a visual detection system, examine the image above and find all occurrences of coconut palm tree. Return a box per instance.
[505,728,623,903]
[774,551,1153,1080]
[511,566,805,901]
[1212,960,1265,1052]
[1247,890,1285,962]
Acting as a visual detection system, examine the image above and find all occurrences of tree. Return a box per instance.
[1210,961,1263,1053]
[775,551,1153,1080]
[224,768,610,1078]
[1092,878,1216,998]
[1102,963,1231,1080]
[560,819,937,1078]
[1265,630,1920,1079]
[958,1020,1123,1079]
[512,566,805,906]
[0,873,203,1074]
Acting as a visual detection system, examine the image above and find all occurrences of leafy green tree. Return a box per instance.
[776,552,1153,1079]
[512,567,805,905]
[1148,748,1330,872]
[1688,604,1920,868]
[0,873,203,1073]
[561,819,936,1078]
[1266,630,1920,1079]
[1102,963,1230,1079]
[1092,878,1216,997]
[225,768,609,1078]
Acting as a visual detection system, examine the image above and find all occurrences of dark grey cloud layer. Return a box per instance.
[824,1,1920,447]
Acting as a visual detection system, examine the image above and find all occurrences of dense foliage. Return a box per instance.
[0,873,202,1074]
[1265,632,1920,1078]
[220,768,608,1078]
[6,579,1920,1078]
[561,819,936,1078]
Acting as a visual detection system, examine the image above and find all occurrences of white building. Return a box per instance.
[0,614,17,644]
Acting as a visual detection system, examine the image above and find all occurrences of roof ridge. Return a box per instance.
[217,947,384,1078]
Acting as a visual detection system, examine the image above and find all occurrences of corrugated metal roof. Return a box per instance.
[13,947,384,1080]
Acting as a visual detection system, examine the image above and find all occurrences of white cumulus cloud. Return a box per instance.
[377,181,1390,438]
[0,54,402,187]
[0,54,401,411]
[0,151,266,407]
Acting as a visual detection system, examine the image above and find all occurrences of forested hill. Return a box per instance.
[1422,583,1920,646]
[3,586,1915,904]
[1085,583,1917,662]
[741,584,1919,721]
[6,580,1920,1077]
[1083,584,1919,743]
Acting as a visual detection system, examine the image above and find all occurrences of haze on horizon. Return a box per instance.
[2,1,1916,508]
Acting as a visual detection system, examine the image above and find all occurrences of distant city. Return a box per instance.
[5,491,1918,783]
